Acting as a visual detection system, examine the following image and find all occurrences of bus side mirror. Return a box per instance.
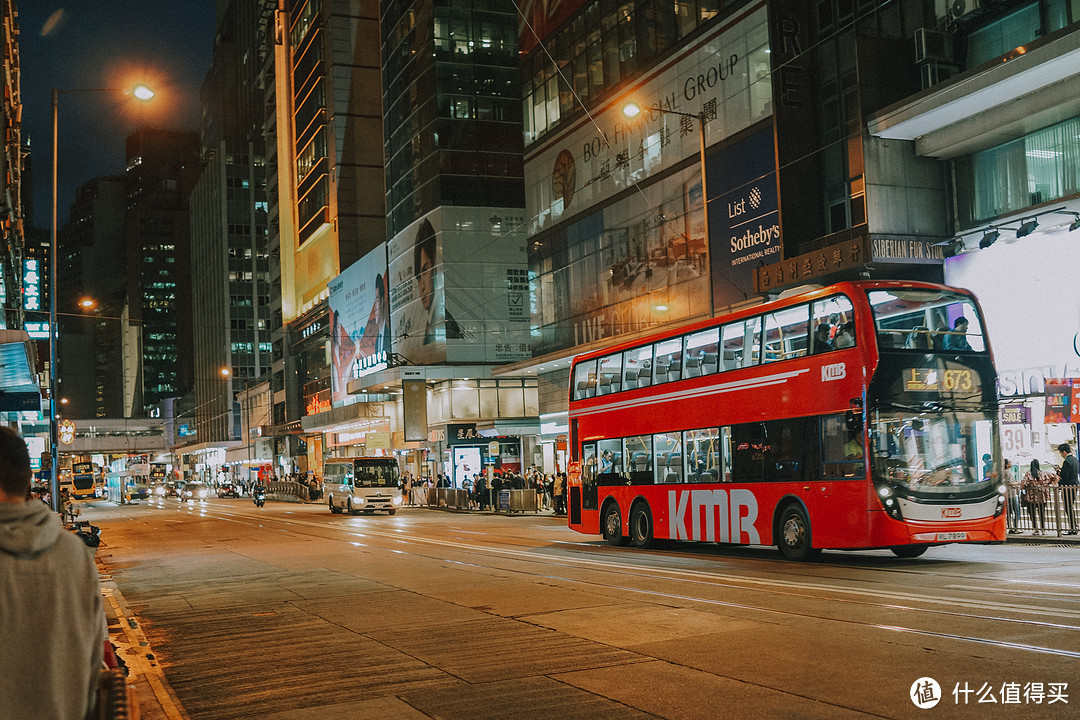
[845,409,863,432]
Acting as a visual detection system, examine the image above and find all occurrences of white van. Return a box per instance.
[324,457,402,515]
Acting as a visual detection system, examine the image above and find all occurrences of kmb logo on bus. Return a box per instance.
[942,507,962,518]
[822,362,846,382]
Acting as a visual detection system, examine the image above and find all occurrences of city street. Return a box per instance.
[84,498,1079,720]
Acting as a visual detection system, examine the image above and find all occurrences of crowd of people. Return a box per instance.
[396,467,568,514]
[1006,444,1079,536]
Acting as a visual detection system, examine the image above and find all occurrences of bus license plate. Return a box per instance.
[937,532,966,541]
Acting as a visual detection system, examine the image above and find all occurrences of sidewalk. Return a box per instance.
[98,557,188,720]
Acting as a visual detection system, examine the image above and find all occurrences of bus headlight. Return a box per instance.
[392,495,403,506]
[354,496,366,505]
[878,486,892,498]
[198,489,208,499]
[997,484,1007,495]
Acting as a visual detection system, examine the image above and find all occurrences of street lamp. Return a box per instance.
[622,101,711,254]
[49,84,154,510]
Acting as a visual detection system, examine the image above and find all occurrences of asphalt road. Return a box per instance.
[81,498,1080,720]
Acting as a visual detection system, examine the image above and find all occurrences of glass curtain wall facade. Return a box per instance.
[290,0,330,246]
[124,128,199,411]
[965,1,1079,68]
[192,0,272,444]
[524,1,771,356]
[521,0,749,147]
[382,0,524,238]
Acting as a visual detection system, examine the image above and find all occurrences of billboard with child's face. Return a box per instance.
[328,246,389,403]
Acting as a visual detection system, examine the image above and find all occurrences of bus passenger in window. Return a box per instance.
[600,450,615,473]
[813,324,833,353]
[943,317,972,351]
[834,321,855,348]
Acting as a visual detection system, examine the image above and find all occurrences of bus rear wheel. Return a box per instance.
[629,503,654,549]
[777,505,818,561]
[891,545,928,558]
[602,504,628,547]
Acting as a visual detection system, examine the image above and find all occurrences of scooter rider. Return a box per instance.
[252,479,266,507]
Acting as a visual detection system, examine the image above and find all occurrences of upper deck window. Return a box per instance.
[868,289,986,353]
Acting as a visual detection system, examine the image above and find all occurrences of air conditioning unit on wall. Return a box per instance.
[915,27,955,63]
[921,60,960,90]
[938,0,981,22]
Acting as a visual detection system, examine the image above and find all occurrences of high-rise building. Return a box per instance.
[124,127,199,411]
[254,0,388,474]
[56,176,129,418]
[190,0,272,455]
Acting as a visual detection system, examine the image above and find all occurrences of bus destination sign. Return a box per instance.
[903,367,979,394]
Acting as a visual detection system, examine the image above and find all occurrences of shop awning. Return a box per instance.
[0,330,42,412]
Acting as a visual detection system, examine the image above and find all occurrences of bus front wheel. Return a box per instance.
[602,504,628,547]
[329,497,341,514]
[891,545,928,558]
[629,503,654,549]
[777,505,818,561]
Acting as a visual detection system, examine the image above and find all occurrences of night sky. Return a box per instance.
[18,2,217,228]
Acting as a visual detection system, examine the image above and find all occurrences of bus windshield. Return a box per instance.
[870,407,996,494]
[353,461,399,488]
[868,289,985,352]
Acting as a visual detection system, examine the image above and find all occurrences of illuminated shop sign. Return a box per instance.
[22,259,41,311]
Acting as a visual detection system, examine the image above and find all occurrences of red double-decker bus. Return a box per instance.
[566,281,1006,560]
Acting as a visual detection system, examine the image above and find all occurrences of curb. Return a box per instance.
[98,557,188,720]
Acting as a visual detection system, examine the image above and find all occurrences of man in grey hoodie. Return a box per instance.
[0,425,105,720]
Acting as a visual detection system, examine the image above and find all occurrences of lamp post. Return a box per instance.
[49,84,154,511]
[622,101,711,253]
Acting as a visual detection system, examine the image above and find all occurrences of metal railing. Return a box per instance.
[406,487,541,513]
[1006,485,1079,537]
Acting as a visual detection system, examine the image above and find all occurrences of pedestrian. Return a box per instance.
[476,472,488,510]
[0,425,108,720]
[553,473,565,515]
[1003,458,1021,532]
[1056,444,1078,534]
[1020,459,1057,535]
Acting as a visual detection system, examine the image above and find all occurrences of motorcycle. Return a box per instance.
[253,489,266,508]
[67,520,101,548]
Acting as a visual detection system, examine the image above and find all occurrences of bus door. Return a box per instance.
[567,461,582,526]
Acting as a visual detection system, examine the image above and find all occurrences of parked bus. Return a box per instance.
[566,281,1006,560]
[70,461,99,500]
[323,457,403,515]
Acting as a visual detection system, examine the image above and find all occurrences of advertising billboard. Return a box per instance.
[328,246,390,404]
[388,207,531,365]
[706,126,780,309]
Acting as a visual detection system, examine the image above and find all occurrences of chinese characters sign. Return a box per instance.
[754,237,870,294]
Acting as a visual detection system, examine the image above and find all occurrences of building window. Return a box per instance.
[954,115,1080,228]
